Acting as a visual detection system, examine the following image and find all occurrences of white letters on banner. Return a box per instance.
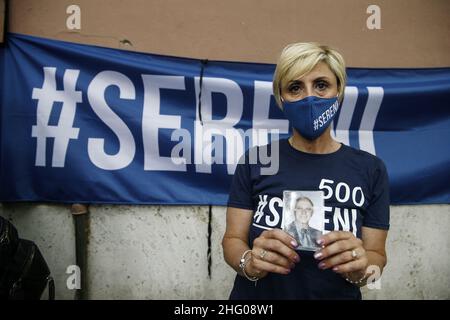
[32,67,81,167]
[31,68,383,172]
[87,71,136,170]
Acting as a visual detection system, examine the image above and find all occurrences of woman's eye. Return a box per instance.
[288,85,301,93]
[315,81,329,91]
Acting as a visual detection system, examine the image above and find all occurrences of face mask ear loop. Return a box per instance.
[336,93,341,103]
[279,87,285,105]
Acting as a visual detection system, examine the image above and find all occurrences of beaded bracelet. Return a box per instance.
[345,272,367,285]
[239,249,259,284]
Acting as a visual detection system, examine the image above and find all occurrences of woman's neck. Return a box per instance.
[289,127,341,154]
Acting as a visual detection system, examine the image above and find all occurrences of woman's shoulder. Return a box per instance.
[340,144,387,170]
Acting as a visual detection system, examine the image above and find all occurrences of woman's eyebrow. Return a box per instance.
[313,76,331,81]
[288,76,331,84]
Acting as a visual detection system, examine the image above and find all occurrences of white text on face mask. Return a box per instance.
[315,100,339,130]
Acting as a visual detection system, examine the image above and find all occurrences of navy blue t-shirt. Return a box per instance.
[227,138,390,300]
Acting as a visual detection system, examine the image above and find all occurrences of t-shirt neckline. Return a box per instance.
[283,138,345,159]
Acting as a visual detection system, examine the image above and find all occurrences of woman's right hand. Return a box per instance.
[245,229,301,278]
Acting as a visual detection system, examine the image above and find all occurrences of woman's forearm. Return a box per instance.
[222,236,251,277]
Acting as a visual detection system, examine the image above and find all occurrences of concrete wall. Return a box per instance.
[1,202,449,300]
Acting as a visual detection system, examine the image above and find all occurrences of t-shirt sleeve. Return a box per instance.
[363,158,390,230]
[227,153,254,210]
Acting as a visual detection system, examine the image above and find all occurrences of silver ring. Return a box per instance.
[351,249,358,260]
[259,249,267,260]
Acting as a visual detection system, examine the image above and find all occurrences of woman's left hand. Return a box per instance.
[313,231,368,277]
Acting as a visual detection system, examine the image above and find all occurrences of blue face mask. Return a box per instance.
[282,95,339,140]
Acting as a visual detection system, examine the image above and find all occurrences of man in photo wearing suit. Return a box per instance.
[286,196,322,250]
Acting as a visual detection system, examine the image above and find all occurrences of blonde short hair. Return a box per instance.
[273,42,347,108]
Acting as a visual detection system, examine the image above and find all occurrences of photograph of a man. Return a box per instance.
[282,191,324,251]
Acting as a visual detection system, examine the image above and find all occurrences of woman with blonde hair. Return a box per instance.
[222,42,390,299]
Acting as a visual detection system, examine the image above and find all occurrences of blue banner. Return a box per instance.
[1,33,449,205]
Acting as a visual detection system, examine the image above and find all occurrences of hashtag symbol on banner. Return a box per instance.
[31,67,82,167]
[313,119,319,131]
